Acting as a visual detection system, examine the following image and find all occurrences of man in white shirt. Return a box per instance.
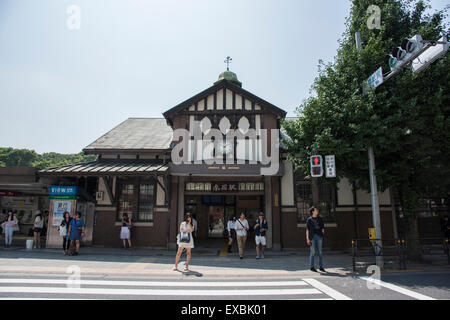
[235,212,249,259]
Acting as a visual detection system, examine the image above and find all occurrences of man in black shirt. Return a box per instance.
[306,206,325,272]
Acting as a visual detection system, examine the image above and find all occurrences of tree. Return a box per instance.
[283,0,449,260]
[0,148,97,169]
[0,148,39,166]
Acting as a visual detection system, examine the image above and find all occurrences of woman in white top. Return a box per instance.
[227,215,236,253]
[173,213,194,272]
[33,211,44,249]
[235,212,249,259]
[3,210,18,247]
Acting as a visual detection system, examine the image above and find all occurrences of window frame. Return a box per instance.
[295,179,337,223]
[116,177,157,222]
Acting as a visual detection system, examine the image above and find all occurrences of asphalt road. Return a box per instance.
[0,247,448,300]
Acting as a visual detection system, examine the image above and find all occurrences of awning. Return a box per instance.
[38,161,169,177]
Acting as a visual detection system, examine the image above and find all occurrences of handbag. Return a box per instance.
[179,232,191,243]
[59,225,67,237]
[13,221,19,232]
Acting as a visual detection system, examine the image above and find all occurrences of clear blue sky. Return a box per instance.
[0,0,448,154]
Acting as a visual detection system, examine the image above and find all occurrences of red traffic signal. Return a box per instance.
[310,155,323,177]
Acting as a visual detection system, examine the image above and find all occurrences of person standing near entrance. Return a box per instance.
[306,206,326,272]
[120,213,132,249]
[254,212,268,259]
[227,215,236,253]
[67,211,85,256]
[173,213,194,272]
[3,210,18,248]
[192,214,198,239]
[235,212,249,259]
[59,212,72,255]
[33,211,44,249]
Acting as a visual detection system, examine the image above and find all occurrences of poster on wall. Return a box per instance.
[52,200,72,226]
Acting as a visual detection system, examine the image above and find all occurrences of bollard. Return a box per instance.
[352,240,356,272]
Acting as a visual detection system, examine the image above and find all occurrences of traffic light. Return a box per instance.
[310,155,323,178]
[386,35,423,72]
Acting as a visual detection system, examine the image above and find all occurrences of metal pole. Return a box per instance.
[368,146,383,268]
[355,32,384,269]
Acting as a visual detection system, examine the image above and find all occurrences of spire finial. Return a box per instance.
[224,56,232,71]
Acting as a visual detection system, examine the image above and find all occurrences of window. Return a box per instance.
[296,182,312,223]
[139,183,154,221]
[117,178,156,222]
[296,180,336,223]
[118,182,134,219]
[318,183,336,222]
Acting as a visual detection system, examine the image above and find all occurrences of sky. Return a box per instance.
[0,0,448,154]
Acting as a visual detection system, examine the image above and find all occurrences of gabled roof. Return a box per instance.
[163,79,287,126]
[83,118,173,154]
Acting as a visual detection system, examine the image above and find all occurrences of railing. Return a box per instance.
[404,237,449,266]
[351,237,450,272]
[351,238,405,272]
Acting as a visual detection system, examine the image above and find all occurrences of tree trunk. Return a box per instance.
[405,212,422,262]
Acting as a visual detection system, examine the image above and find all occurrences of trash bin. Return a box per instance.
[26,239,33,250]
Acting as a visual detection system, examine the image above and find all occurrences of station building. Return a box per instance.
[38,70,398,250]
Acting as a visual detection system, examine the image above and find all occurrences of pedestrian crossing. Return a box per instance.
[0,277,351,300]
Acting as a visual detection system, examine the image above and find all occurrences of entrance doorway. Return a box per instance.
[184,194,264,248]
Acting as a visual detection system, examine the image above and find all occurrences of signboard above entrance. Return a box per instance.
[185,182,264,192]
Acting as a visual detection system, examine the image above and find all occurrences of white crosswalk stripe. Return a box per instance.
[0,277,349,300]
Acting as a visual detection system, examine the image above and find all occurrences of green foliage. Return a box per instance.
[0,148,97,169]
[283,0,449,216]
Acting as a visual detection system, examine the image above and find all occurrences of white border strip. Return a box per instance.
[0,287,321,296]
[360,276,436,300]
[303,278,352,300]
[0,279,307,287]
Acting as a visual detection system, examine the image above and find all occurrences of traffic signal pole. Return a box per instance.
[356,32,384,269]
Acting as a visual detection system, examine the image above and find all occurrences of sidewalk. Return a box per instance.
[0,245,448,278]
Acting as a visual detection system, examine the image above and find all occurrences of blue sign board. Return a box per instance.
[49,186,78,196]
[363,67,384,94]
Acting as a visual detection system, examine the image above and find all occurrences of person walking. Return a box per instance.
[306,206,326,272]
[67,211,85,256]
[254,212,268,259]
[58,212,72,255]
[173,213,194,272]
[226,215,236,253]
[120,213,132,249]
[235,212,249,259]
[33,211,44,249]
[3,210,18,248]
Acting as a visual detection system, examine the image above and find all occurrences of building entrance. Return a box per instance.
[184,194,264,246]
